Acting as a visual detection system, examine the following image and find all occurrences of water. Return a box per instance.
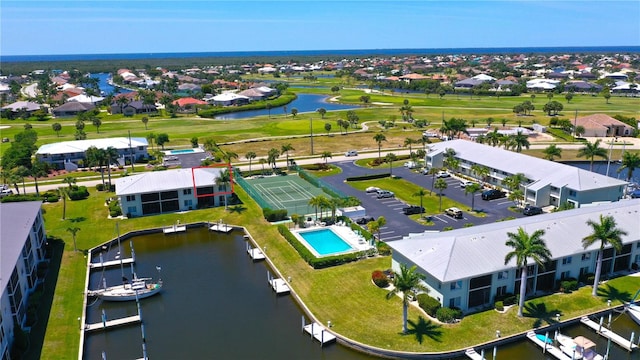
[167,149,196,154]
[83,228,375,360]
[213,93,359,120]
[89,72,132,96]
[565,160,638,184]
[298,228,353,256]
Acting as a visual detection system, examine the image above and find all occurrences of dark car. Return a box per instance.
[481,189,506,200]
[523,205,543,216]
[402,205,425,215]
[355,216,375,225]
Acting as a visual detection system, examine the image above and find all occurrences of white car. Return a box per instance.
[460,180,476,188]
[365,186,380,193]
[345,150,358,157]
[403,161,417,169]
[435,171,450,178]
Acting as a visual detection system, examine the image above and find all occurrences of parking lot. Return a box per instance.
[321,161,526,241]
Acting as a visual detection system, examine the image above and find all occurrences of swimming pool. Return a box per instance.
[297,228,354,256]
[168,149,195,154]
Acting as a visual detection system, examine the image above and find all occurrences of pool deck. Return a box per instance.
[293,224,373,257]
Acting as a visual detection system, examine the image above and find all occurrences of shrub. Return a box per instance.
[1,194,41,203]
[108,199,122,217]
[442,226,454,231]
[560,278,579,293]
[496,293,517,306]
[495,301,504,311]
[376,241,392,256]
[68,186,89,200]
[96,183,105,191]
[436,307,463,323]
[43,192,59,203]
[371,270,389,288]
[263,208,288,222]
[417,294,441,316]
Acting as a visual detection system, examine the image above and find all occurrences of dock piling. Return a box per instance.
[493,346,497,360]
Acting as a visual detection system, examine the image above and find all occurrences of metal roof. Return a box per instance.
[36,137,148,155]
[115,167,224,196]
[388,200,640,282]
[427,140,627,191]
[1,201,42,295]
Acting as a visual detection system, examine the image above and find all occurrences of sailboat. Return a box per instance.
[626,289,640,326]
[88,224,163,302]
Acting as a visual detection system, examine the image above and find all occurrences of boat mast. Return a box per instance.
[117,222,125,284]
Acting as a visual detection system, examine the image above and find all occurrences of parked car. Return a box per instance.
[445,207,463,219]
[523,205,543,216]
[460,180,476,188]
[345,150,358,157]
[481,189,506,200]
[376,190,395,199]
[355,216,375,225]
[402,205,425,215]
[422,131,439,138]
[403,161,417,169]
[0,189,13,197]
[436,171,450,178]
[365,186,380,193]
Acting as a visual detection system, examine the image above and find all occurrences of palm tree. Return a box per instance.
[30,160,48,196]
[504,227,552,317]
[58,187,69,219]
[582,215,628,296]
[367,216,386,243]
[66,226,80,252]
[281,143,294,169]
[412,189,427,217]
[316,107,327,119]
[215,169,231,209]
[386,264,427,334]
[485,129,501,147]
[385,153,397,176]
[86,146,107,187]
[434,178,448,211]
[373,133,387,159]
[510,131,530,153]
[63,176,76,188]
[464,183,482,211]
[267,148,280,170]
[308,196,323,220]
[104,146,120,190]
[503,172,526,192]
[245,151,257,174]
[427,167,440,192]
[221,150,238,165]
[617,152,640,182]
[471,164,490,185]
[259,158,267,175]
[404,138,415,155]
[577,139,608,172]
[321,151,332,164]
[543,144,562,161]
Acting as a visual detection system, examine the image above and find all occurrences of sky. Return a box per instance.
[2,1,639,56]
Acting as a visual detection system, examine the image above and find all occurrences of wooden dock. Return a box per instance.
[581,315,638,351]
[163,225,186,234]
[209,223,233,233]
[303,322,336,345]
[526,331,571,360]
[464,348,484,360]
[267,271,290,294]
[89,257,134,269]
[85,314,141,333]
[247,243,265,261]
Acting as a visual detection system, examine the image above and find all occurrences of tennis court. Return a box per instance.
[244,174,327,217]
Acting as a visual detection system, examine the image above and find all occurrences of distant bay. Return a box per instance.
[3,46,640,63]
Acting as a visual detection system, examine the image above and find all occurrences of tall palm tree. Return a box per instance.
[385,153,397,176]
[582,215,628,296]
[617,152,640,182]
[281,143,294,169]
[66,226,80,252]
[258,158,267,175]
[30,160,48,196]
[504,227,552,317]
[321,151,332,164]
[308,196,323,220]
[464,183,482,211]
[412,189,427,217]
[367,216,386,243]
[471,164,490,185]
[104,146,120,190]
[510,131,530,153]
[386,264,427,334]
[267,148,280,170]
[404,138,415,155]
[434,178,448,211]
[58,187,69,219]
[577,139,608,172]
[215,169,231,209]
[542,144,562,161]
[373,133,387,159]
[485,129,501,147]
[245,151,257,174]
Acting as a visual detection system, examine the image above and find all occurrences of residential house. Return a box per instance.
[36,137,149,170]
[574,114,635,137]
[110,100,157,116]
[52,102,96,117]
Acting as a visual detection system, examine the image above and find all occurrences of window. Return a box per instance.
[183,188,192,195]
[449,297,461,308]
[450,281,462,290]
[184,199,193,207]
[635,255,640,264]
[127,206,137,215]
[580,267,590,277]
[569,190,576,196]
[497,271,508,280]
[581,253,591,261]
[496,286,507,297]
[562,256,572,265]
[126,195,136,202]
[560,271,571,280]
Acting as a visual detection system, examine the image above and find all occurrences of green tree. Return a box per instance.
[85,146,107,186]
[434,178,448,211]
[367,216,386,243]
[542,144,562,161]
[471,164,490,184]
[617,152,640,182]
[503,173,526,192]
[104,146,119,189]
[321,151,332,164]
[386,264,428,334]
[324,122,332,135]
[267,148,280,170]
[245,151,257,173]
[412,188,428,217]
[565,92,574,103]
[582,215,628,296]
[575,125,586,138]
[155,133,170,150]
[385,153,397,176]
[485,129,501,147]
[190,137,199,148]
[58,187,69,220]
[577,139,608,171]
[504,227,552,317]
[373,133,387,159]
[52,122,62,137]
[290,108,298,118]
[266,102,272,118]
[464,183,482,211]
[404,138,415,155]
[66,226,80,252]
[316,107,327,119]
[509,131,530,153]
[142,116,149,130]
[281,143,294,169]
[30,160,48,196]
[92,117,102,133]
[63,176,76,188]
[215,169,231,209]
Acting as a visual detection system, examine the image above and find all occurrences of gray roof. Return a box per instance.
[115,167,224,196]
[52,101,95,113]
[428,139,627,191]
[388,200,640,282]
[36,137,148,155]
[1,202,42,294]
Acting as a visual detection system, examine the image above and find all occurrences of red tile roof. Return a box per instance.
[173,97,207,106]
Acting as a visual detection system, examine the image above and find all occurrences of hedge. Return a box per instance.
[68,186,90,200]
[198,93,297,118]
[436,307,463,323]
[276,224,364,269]
[495,301,504,311]
[263,208,288,222]
[417,293,441,316]
[371,270,389,288]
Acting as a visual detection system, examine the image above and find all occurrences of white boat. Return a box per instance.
[556,334,604,360]
[627,289,640,326]
[89,224,163,302]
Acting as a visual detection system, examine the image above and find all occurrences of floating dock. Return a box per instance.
[247,243,265,261]
[267,271,290,294]
[464,348,484,360]
[303,322,336,346]
[580,316,638,351]
[163,224,186,234]
[89,257,134,269]
[526,331,572,360]
[209,223,233,233]
[85,314,141,333]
